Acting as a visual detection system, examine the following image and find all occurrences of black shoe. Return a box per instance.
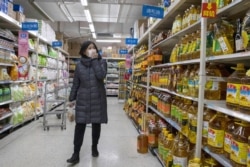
[67,153,79,164]
[92,145,99,157]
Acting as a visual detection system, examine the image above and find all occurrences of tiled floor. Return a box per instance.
[0,97,162,167]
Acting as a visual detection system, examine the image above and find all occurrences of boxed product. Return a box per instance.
[16,11,25,23]
[133,19,147,39]
[13,4,23,13]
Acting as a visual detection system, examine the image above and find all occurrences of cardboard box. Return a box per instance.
[56,32,64,41]
[16,12,25,23]
[13,4,23,13]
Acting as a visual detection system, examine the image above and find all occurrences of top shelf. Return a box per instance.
[103,57,126,61]
[0,12,21,29]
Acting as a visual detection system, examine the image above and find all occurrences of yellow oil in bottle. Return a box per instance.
[189,5,197,26]
[226,63,246,110]
[162,94,171,117]
[176,65,184,93]
[188,101,198,144]
[182,65,192,95]
[181,35,190,61]
[216,0,225,9]
[193,30,201,59]
[214,23,233,55]
[137,132,148,154]
[162,134,174,165]
[170,44,178,63]
[230,121,250,167]
[194,65,200,98]
[188,65,198,97]
[188,158,202,167]
[179,99,192,126]
[224,117,240,158]
[202,107,216,146]
[148,123,161,148]
[207,112,226,154]
[196,5,201,21]
[188,32,196,60]
[247,136,250,167]
[239,69,250,113]
[181,100,192,136]
[205,62,228,100]
[173,134,189,167]
[171,96,179,121]
[158,128,168,158]
[182,10,187,29]
[176,14,182,33]
[168,66,176,91]
[203,156,220,167]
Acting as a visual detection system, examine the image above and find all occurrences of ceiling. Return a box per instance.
[13,0,161,47]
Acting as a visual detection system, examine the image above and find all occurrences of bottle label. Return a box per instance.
[202,121,209,138]
[188,80,195,88]
[171,105,176,118]
[218,37,229,53]
[163,104,171,115]
[176,83,183,93]
[247,146,250,167]
[235,38,244,52]
[207,128,224,148]
[212,39,222,54]
[226,83,241,104]
[231,139,248,165]
[162,147,169,162]
[148,134,156,145]
[239,84,250,107]
[182,117,188,126]
[173,156,187,167]
[224,132,232,153]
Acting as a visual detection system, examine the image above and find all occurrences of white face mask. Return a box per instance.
[87,49,97,58]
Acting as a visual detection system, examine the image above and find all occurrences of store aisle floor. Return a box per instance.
[0,97,161,167]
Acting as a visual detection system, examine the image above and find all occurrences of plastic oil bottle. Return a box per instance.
[171,96,179,121]
[239,68,250,113]
[226,63,246,110]
[202,107,216,146]
[181,100,192,136]
[176,65,184,93]
[162,133,174,165]
[179,99,192,126]
[158,127,168,158]
[188,101,198,145]
[182,65,192,95]
[137,131,148,154]
[230,121,250,167]
[173,134,189,167]
[193,65,200,98]
[207,112,226,154]
[188,65,198,97]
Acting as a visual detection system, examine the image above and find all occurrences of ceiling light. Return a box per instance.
[89,23,95,32]
[59,4,74,22]
[113,33,121,38]
[84,9,92,23]
[92,33,96,39]
[80,0,88,6]
[96,39,121,43]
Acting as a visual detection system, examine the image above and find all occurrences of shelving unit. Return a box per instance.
[125,0,250,166]
[0,10,69,134]
[105,57,125,96]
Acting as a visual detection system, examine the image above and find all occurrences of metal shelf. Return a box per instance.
[0,12,21,29]
[0,80,12,84]
[205,101,250,122]
[13,116,35,128]
[151,58,201,68]
[0,112,13,121]
[203,146,232,167]
[0,100,13,106]
[11,80,34,83]
[153,148,165,167]
[0,124,13,134]
[207,51,250,63]
[0,62,14,67]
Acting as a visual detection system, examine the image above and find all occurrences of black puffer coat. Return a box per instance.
[69,57,107,124]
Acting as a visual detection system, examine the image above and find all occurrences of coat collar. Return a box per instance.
[81,56,92,67]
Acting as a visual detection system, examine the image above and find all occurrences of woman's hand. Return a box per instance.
[91,52,98,59]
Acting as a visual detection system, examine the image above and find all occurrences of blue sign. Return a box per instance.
[52,41,63,47]
[125,38,138,45]
[142,4,164,19]
[22,22,39,31]
[119,49,128,54]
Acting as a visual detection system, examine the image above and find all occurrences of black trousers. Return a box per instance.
[73,123,101,154]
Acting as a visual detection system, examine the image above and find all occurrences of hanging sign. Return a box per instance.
[125,38,138,45]
[201,3,216,18]
[119,49,128,54]
[52,41,63,47]
[22,22,39,31]
[142,4,164,19]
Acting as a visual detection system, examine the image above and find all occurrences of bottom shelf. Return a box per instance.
[153,148,165,167]
[0,124,13,134]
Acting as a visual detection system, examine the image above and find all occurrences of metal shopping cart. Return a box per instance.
[43,82,68,131]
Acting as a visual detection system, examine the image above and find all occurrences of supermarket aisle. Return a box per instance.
[0,97,161,167]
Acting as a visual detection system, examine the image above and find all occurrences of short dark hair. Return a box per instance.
[79,41,99,57]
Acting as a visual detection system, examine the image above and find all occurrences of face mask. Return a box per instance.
[87,49,96,58]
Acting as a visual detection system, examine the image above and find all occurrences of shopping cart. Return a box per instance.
[43,82,68,131]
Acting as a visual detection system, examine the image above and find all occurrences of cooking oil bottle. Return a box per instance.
[158,128,168,158]
[188,158,202,167]
[137,131,148,154]
[188,101,198,145]
[162,93,171,117]
[181,100,192,136]
[214,23,233,55]
[176,65,184,93]
[188,65,198,97]
[168,66,176,91]
[202,107,216,146]
[205,62,227,100]
[182,65,192,95]
[171,96,179,121]
[162,133,174,165]
[179,99,192,126]
[230,121,250,167]
[226,63,246,110]
[193,30,201,59]
[173,134,189,167]
[194,65,200,97]
[224,117,240,158]
[148,122,161,148]
[189,5,198,26]
[170,44,178,63]
[239,68,250,113]
[176,14,182,33]
[207,112,226,154]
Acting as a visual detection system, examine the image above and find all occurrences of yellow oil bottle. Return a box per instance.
[193,30,201,59]
[189,5,198,26]
[182,65,192,95]
[176,65,184,93]
[179,99,192,126]
[168,66,176,91]
[170,44,178,63]
[176,14,182,33]
[188,65,198,97]
[173,134,189,167]
[171,96,179,121]
[158,128,168,158]
[230,121,250,167]
[202,107,216,146]
[137,132,148,154]
[188,101,198,144]
[239,68,250,113]
[226,63,246,110]
[194,65,200,98]
[162,133,174,165]
[181,100,192,136]
[148,123,161,148]
[207,112,226,154]
[188,158,202,167]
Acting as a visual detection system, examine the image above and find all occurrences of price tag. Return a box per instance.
[202,3,216,18]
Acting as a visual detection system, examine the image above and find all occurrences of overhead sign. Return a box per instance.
[52,41,63,47]
[119,49,128,54]
[142,4,164,19]
[22,22,39,31]
[202,3,216,18]
[125,38,138,45]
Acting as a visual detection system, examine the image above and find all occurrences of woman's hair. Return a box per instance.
[79,41,100,57]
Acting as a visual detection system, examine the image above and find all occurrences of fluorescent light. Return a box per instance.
[92,33,96,39]
[89,23,95,32]
[113,33,121,38]
[84,9,92,23]
[59,4,73,22]
[80,0,88,6]
[96,39,121,43]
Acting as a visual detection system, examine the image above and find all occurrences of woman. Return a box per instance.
[67,41,107,164]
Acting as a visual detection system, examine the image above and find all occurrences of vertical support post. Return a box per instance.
[195,0,207,158]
